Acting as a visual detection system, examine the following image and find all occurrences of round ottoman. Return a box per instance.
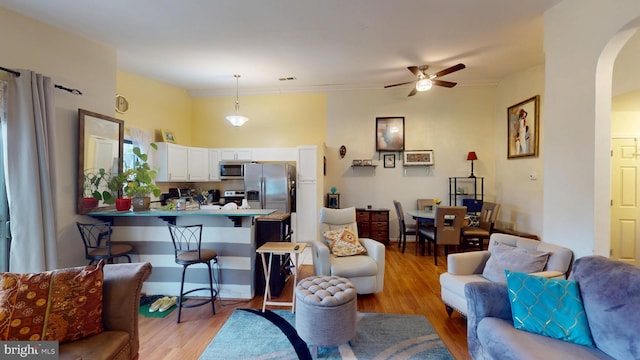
[295,276,357,355]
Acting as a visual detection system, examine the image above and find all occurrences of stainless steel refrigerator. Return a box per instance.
[244,163,295,213]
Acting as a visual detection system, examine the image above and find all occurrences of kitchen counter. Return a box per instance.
[87,207,279,299]
[88,208,276,226]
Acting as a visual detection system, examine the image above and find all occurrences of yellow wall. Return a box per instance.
[116,70,327,149]
[116,71,193,144]
[192,93,326,148]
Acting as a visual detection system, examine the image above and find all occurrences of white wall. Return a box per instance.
[0,7,117,268]
[494,65,545,234]
[543,0,640,259]
[326,86,496,239]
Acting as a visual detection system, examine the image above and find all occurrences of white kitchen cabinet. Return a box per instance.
[220,148,252,161]
[297,145,318,182]
[251,147,297,162]
[187,147,209,181]
[296,145,318,243]
[156,143,188,181]
[208,149,220,181]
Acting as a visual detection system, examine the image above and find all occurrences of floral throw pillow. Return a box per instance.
[0,260,105,343]
[324,228,367,257]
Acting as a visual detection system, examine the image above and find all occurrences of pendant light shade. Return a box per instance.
[226,74,248,127]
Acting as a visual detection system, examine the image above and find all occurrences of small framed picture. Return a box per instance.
[384,154,395,168]
[352,159,363,166]
[362,159,373,166]
[404,150,434,166]
[161,129,176,143]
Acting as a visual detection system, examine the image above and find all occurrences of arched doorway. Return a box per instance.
[610,28,640,265]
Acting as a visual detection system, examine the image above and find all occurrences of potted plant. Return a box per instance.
[107,172,131,211]
[82,168,113,210]
[122,144,161,211]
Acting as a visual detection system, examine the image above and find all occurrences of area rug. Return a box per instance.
[199,308,454,360]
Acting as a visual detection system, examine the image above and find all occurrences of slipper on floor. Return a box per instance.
[149,296,169,312]
[159,296,177,312]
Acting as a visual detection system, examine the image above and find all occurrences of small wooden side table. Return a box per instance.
[256,242,307,312]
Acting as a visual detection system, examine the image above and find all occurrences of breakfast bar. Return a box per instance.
[88,208,277,299]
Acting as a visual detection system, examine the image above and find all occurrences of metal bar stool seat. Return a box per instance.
[168,224,218,323]
[76,221,134,265]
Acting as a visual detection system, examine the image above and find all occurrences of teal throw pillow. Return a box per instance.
[505,270,595,347]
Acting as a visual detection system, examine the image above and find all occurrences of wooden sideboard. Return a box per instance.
[356,208,390,245]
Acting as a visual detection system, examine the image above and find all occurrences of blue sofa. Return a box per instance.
[465,255,640,360]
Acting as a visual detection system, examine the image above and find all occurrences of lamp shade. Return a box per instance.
[226,115,249,127]
[467,151,478,161]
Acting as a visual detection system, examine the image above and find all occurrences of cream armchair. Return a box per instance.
[439,233,573,317]
[313,207,385,294]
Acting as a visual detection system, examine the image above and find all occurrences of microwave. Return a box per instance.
[219,161,246,179]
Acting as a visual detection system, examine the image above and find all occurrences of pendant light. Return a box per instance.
[226,74,249,127]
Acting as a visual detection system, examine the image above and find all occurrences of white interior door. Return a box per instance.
[610,137,640,265]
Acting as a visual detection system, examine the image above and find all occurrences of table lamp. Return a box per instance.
[467,151,478,178]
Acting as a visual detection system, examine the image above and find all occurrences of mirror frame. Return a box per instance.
[77,109,124,214]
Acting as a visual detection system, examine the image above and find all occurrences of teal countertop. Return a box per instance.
[87,208,277,217]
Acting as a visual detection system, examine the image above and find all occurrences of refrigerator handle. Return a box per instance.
[261,177,266,209]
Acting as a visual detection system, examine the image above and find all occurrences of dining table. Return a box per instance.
[406,208,472,255]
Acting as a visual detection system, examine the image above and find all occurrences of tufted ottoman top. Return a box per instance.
[295,276,356,307]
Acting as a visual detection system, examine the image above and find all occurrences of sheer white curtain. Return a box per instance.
[3,70,58,272]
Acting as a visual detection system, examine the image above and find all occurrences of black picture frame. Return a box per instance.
[376,117,405,152]
[384,154,395,168]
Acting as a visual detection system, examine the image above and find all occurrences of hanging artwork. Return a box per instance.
[507,96,539,158]
[375,117,405,152]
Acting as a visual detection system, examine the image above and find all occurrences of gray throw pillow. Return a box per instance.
[482,243,550,282]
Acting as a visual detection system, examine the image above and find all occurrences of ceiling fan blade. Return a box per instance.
[408,66,422,77]
[408,88,417,97]
[384,80,416,88]
[432,79,457,88]
[433,63,465,78]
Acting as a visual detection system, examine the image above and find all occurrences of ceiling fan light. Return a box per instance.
[416,78,432,91]
[226,115,249,127]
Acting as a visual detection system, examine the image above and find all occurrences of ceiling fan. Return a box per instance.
[384,63,466,96]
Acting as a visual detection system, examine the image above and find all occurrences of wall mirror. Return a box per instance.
[77,109,124,214]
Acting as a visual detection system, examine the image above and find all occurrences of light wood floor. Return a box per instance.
[138,242,470,360]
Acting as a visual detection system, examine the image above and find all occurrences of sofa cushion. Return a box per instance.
[477,317,612,360]
[482,243,549,282]
[505,270,594,347]
[330,255,377,278]
[0,261,105,343]
[569,256,640,360]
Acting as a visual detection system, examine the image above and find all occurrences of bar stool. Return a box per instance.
[76,221,134,265]
[167,224,218,323]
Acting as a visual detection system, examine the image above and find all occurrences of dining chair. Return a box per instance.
[393,200,416,253]
[418,206,467,265]
[416,199,436,252]
[461,202,500,251]
[76,221,134,265]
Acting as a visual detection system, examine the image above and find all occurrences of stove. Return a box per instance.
[222,190,245,205]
